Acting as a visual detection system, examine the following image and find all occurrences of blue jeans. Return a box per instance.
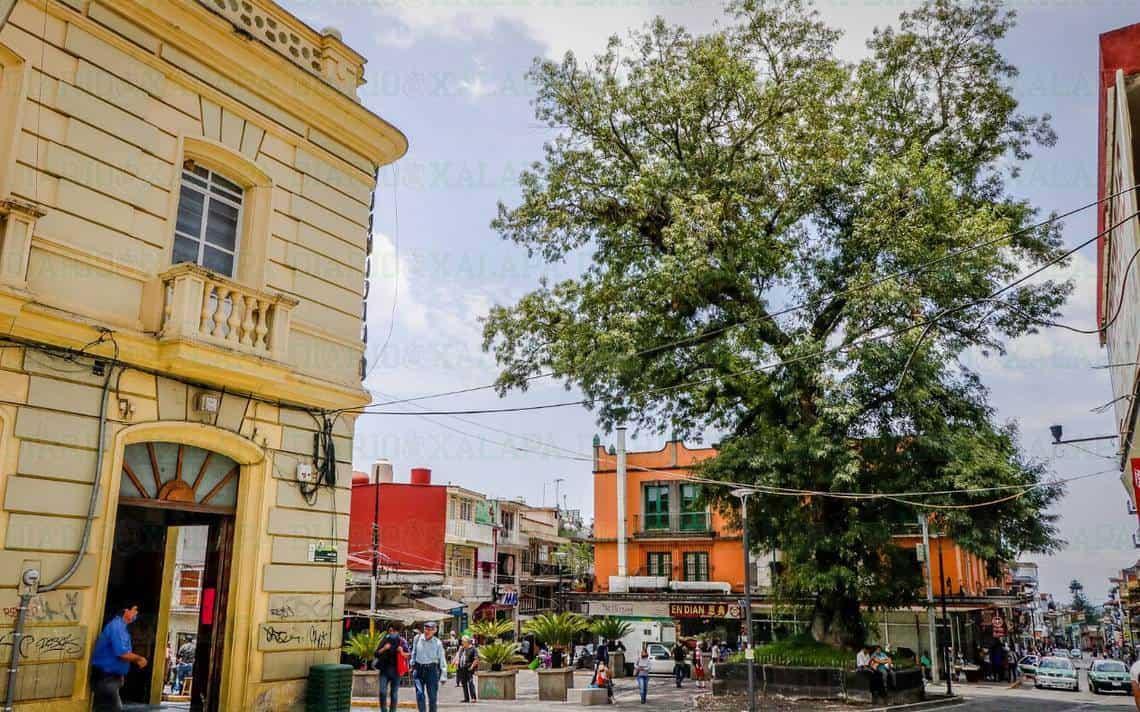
[414,663,441,712]
[674,663,685,687]
[379,668,400,712]
[637,675,648,702]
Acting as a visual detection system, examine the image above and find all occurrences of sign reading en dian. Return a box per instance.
[669,603,743,619]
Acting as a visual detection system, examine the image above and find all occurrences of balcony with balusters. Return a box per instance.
[160,264,297,361]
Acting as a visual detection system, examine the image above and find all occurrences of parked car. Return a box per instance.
[1089,659,1132,694]
[1018,655,1039,677]
[1034,656,1079,691]
[1069,648,1082,659]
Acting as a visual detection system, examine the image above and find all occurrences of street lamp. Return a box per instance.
[731,487,758,712]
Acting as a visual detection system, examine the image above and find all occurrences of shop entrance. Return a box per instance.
[101,442,239,712]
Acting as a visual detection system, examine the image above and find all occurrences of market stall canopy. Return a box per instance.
[355,608,450,625]
[413,596,465,613]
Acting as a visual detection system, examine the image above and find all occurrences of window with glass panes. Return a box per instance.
[646,552,671,577]
[173,162,243,277]
[643,484,670,530]
[679,483,705,531]
[683,552,709,581]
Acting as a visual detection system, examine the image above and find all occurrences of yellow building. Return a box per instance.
[0,0,405,709]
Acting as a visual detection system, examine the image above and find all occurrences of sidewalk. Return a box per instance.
[351,670,703,710]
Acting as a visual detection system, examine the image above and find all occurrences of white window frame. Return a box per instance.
[174,162,244,278]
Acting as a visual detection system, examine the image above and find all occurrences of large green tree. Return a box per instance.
[483,0,1065,645]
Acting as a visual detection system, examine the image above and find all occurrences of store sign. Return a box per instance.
[1132,459,1140,526]
[587,600,670,618]
[992,615,1005,638]
[308,542,338,563]
[669,603,743,619]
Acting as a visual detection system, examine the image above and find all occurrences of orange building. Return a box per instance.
[894,532,1002,598]
[592,438,748,593]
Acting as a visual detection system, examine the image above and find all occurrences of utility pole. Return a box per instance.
[936,536,953,696]
[732,488,758,712]
[370,476,380,635]
[616,427,628,578]
[554,478,565,512]
[920,515,939,682]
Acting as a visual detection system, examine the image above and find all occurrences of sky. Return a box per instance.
[278,0,1140,603]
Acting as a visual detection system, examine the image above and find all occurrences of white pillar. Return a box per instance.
[616,426,627,578]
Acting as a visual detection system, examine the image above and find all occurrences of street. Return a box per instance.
[946,654,1137,711]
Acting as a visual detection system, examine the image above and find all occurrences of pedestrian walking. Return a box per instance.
[375,623,409,712]
[694,642,706,689]
[671,640,688,688]
[411,621,448,712]
[90,602,148,712]
[456,636,479,703]
[635,647,652,704]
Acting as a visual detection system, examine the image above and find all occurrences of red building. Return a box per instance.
[349,465,448,575]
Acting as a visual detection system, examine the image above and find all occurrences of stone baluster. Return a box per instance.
[240,297,257,347]
[212,286,229,337]
[253,301,270,352]
[226,291,243,342]
[200,282,215,335]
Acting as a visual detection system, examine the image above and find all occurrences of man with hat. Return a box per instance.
[411,620,448,712]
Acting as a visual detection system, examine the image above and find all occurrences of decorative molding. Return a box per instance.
[194,0,366,98]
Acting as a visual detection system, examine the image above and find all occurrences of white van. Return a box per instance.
[617,620,678,673]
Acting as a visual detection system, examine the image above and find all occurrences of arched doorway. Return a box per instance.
[102,442,239,712]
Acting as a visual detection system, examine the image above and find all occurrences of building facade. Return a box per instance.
[584,436,1025,659]
[1097,23,1140,517]
[0,0,405,709]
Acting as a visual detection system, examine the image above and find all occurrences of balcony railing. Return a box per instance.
[449,576,493,600]
[499,528,527,547]
[447,518,495,546]
[160,264,297,360]
[527,562,570,578]
[634,511,713,536]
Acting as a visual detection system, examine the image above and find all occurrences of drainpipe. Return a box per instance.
[4,364,114,712]
[615,426,627,578]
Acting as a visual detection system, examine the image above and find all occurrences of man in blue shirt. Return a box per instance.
[411,621,448,712]
[90,602,148,711]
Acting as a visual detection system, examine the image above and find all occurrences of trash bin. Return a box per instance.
[306,663,353,712]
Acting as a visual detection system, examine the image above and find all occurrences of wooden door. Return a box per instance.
[192,517,234,712]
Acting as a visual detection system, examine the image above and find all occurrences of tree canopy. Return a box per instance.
[483,0,1066,645]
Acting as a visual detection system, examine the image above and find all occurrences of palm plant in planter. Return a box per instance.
[478,641,524,672]
[522,612,588,669]
[590,617,633,643]
[476,641,524,701]
[466,618,514,644]
[342,629,385,669]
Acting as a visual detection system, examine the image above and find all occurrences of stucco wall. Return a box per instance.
[0,0,402,708]
[0,347,356,709]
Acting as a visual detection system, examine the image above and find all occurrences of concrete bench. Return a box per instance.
[568,687,611,705]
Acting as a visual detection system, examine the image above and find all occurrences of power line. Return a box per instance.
[347,208,1139,418]
[337,185,1138,414]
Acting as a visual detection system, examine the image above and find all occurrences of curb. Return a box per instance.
[864,696,964,712]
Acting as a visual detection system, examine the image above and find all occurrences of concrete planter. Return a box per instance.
[537,667,575,701]
[609,651,626,678]
[352,670,379,699]
[711,663,925,705]
[476,670,518,700]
